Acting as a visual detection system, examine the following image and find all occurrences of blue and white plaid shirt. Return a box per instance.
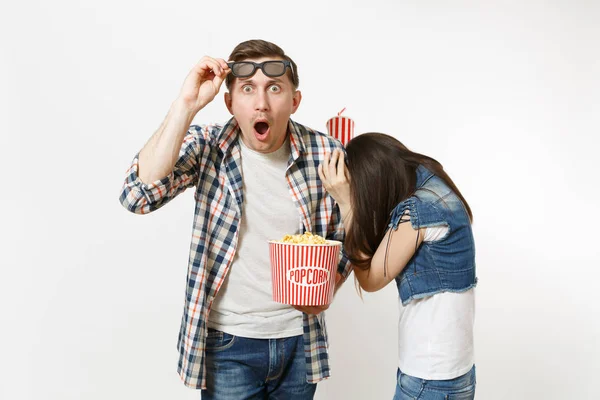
[119,117,352,389]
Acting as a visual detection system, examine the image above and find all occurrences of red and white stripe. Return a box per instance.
[269,242,341,306]
[326,116,355,146]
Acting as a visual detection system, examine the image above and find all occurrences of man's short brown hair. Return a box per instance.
[225,39,299,90]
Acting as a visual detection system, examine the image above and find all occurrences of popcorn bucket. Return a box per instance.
[269,240,342,306]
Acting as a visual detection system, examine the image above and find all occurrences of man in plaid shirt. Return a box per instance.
[119,39,352,399]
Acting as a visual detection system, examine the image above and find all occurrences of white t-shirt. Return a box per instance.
[207,138,303,339]
[397,225,475,380]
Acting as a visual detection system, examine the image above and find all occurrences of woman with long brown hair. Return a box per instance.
[319,132,477,400]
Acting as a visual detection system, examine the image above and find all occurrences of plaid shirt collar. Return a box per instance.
[216,117,306,162]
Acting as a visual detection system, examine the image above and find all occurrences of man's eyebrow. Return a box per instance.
[266,78,285,85]
[236,77,285,86]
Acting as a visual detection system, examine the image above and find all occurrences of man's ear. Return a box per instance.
[291,90,302,114]
[224,92,233,115]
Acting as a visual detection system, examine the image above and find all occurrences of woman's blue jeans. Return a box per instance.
[393,365,476,400]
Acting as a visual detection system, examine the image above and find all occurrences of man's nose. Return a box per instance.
[254,90,270,112]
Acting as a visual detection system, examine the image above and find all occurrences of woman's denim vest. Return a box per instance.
[388,165,477,305]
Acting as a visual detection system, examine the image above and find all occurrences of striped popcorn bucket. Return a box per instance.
[325,111,355,146]
[269,240,342,306]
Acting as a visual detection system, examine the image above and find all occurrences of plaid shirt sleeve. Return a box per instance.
[119,129,203,214]
[327,204,353,280]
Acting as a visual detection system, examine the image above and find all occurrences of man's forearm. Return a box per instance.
[138,99,197,183]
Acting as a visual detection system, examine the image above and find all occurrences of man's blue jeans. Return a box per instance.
[201,328,317,399]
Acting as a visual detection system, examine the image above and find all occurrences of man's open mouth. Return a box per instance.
[254,121,270,138]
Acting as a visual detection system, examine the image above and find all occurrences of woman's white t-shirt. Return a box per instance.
[397,226,475,380]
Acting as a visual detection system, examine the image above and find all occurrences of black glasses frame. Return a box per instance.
[227,60,293,79]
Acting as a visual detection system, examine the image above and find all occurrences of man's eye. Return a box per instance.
[242,86,253,93]
[269,85,281,93]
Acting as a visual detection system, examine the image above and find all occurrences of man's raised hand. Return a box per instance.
[178,56,230,113]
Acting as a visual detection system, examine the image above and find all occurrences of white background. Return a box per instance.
[1,1,599,399]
